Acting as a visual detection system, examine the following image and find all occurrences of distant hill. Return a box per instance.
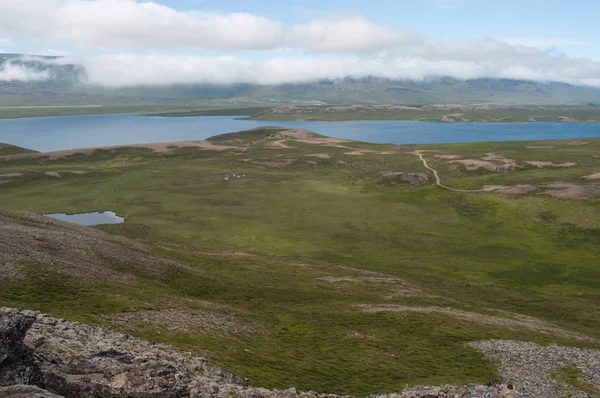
[0,142,37,156]
[3,54,600,106]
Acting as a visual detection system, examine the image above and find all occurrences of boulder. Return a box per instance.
[0,311,43,387]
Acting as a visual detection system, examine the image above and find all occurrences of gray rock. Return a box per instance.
[0,385,65,397]
[471,340,600,398]
[0,308,589,398]
[0,310,43,387]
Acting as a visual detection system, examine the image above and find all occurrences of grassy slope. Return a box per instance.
[0,134,599,396]
[0,143,37,156]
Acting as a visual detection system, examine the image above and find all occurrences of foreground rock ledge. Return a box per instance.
[0,307,556,397]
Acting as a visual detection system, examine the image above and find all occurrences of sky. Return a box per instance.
[1,0,600,86]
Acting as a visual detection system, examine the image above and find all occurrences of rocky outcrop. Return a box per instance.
[0,312,43,387]
[472,340,600,398]
[0,385,64,398]
[0,308,535,397]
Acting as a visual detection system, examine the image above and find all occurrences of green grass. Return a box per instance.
[0,133,599,395]
[0,143,37,156]
[552,365,599,395]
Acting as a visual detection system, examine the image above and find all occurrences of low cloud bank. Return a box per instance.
[0,61,50,82]
[26,54,600,87]
[1,0,599,87]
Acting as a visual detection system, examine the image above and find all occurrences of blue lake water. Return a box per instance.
[45,211,125,226]
[0,113,599,152]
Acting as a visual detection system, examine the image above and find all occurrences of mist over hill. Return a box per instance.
[2,54,600,106]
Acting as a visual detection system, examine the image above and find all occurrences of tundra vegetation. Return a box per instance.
[0,128,599,396]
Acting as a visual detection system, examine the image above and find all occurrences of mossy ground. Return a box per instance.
[0,132,599,396]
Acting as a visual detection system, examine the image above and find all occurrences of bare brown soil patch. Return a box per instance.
[544,182,580,188]
[275,128,350,145]
[568,141,589,145]
[449,159,517,172]
[483,185,537,194]
[59,170,88,175]
[559,116,578,122]
[45,172,61,178]
[435,154,462,159]
[0,209,196,284]
[297,138,351,146]
[0,173,23,177]
[344,149,380,156]
[525,161,577,168]
[545,185,600,199]
[441,113,471,122]
[583,172,600,180]
[108,307,266,336]
[526,145,555,149]
[357,305,595,342]
[262,140,294,149]
[305,153,330,159]
[447,153,519,172]
[482,153,507,161]
[1,141,237,160]
[336,265,386,276]
[278,128,317,140]
[321,269,434,299]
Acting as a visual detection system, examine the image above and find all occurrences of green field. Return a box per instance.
[0,129,599,396]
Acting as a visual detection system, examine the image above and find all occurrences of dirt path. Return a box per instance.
[413,151,483,193]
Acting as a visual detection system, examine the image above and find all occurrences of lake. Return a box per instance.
[0,113,599,152]
[45,211,125,226]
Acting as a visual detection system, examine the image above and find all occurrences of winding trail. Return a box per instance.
[413,151,484,193]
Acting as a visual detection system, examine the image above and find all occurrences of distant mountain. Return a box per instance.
[2,54,600,106]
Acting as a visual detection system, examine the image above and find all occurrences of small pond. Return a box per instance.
[45,211,125,226]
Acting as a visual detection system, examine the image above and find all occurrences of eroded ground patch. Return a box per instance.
[108,307,266,336]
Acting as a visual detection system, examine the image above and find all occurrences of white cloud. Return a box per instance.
[0,0,418,54]
[0,0,284,50]
[1,0,600,87]
[286,16,421,54]
[37,54,600,87]
[0,61,50,81]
